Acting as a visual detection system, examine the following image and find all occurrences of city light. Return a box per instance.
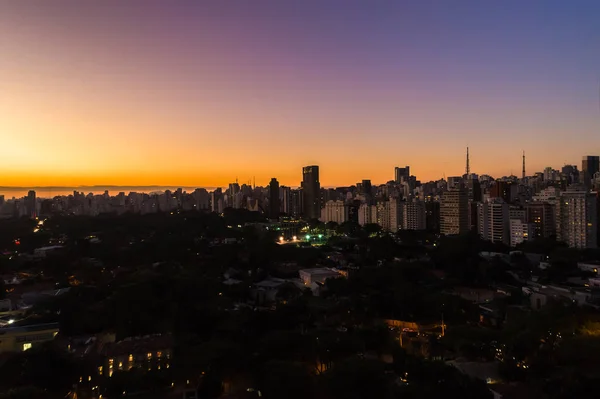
[279,236,284,242]
[305,235,310,240]
[292,236,297,241]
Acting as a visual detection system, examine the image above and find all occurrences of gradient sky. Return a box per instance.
[1,0,599,187]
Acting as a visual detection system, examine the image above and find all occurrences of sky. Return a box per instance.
[1,0,599,188]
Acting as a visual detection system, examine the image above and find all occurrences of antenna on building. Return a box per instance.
[253,176,256,189]
[522,151,526,180]
[466,147,470,176]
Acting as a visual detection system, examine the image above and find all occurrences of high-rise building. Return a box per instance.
[582,156,600,188]
[425,201,440,233]
[447,176,463,190]
[192,189,210,210]
[268,178,280,219]
[211,189,224,213]
[290,188,303,219]
[387,198,401,232]
[394,166,410,184]
[375,201,391,230]
[489,181,516,203]
[562,165,579,185]
[362,179,373,203]
[556,187,598,248]
[510,219,535,247]
[477,198,509,244]
[279,186,291,215]
[358,203,373,226]
[302,165,320,220]
[526,202,555,239]
[440,187,469,235]
[320,200,348,224]
[26,190,36,218]
[401,200,426,230]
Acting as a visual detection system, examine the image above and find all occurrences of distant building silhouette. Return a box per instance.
[26,190,36,218]
[394,166,410,184]
[582,156,599,189]
[302,165,320,219]
[269,178,280,219]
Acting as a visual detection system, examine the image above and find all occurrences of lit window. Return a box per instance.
[128,354,133,362]
[147,352,152,360]
[109,370,113,377]
[157,351,162,358]
[118,362,123,370]
[22,343,32,351]
[98,366,103,375]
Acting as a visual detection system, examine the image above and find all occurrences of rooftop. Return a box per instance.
[100,334,172,357]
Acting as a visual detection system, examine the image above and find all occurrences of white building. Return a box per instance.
[509,219,535,247]
[320,200,348,224]
[532,187,561,204]
[478,198,509,245]
[357,203,373,226]
[387,198,401,232]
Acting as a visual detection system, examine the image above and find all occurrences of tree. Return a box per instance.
[363,224,382,236]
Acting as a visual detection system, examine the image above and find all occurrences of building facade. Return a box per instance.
[556,188,598,249]
[402,200,426,230]
[510,219,535,247]
[320,200,348,224]
[302,166,321,220]
[440,188,469,235]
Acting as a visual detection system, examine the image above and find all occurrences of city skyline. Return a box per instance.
[0,149,595,195]
[2,1,600,187]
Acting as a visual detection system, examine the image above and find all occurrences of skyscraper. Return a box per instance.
[302,165,320,220]
[269,178,280,219]
[582,156,600,188]
[556,187,598,249]
[26,190,36,219]
[290,188,303,219]
[394,166,410,184]
[440,187,469,235]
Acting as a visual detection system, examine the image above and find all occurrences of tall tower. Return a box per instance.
[465,147,470,176]
[269,178,280,219]
[522,151,526,180]
[301,165,320,220]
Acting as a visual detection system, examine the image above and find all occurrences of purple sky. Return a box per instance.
[1,0,599,186]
